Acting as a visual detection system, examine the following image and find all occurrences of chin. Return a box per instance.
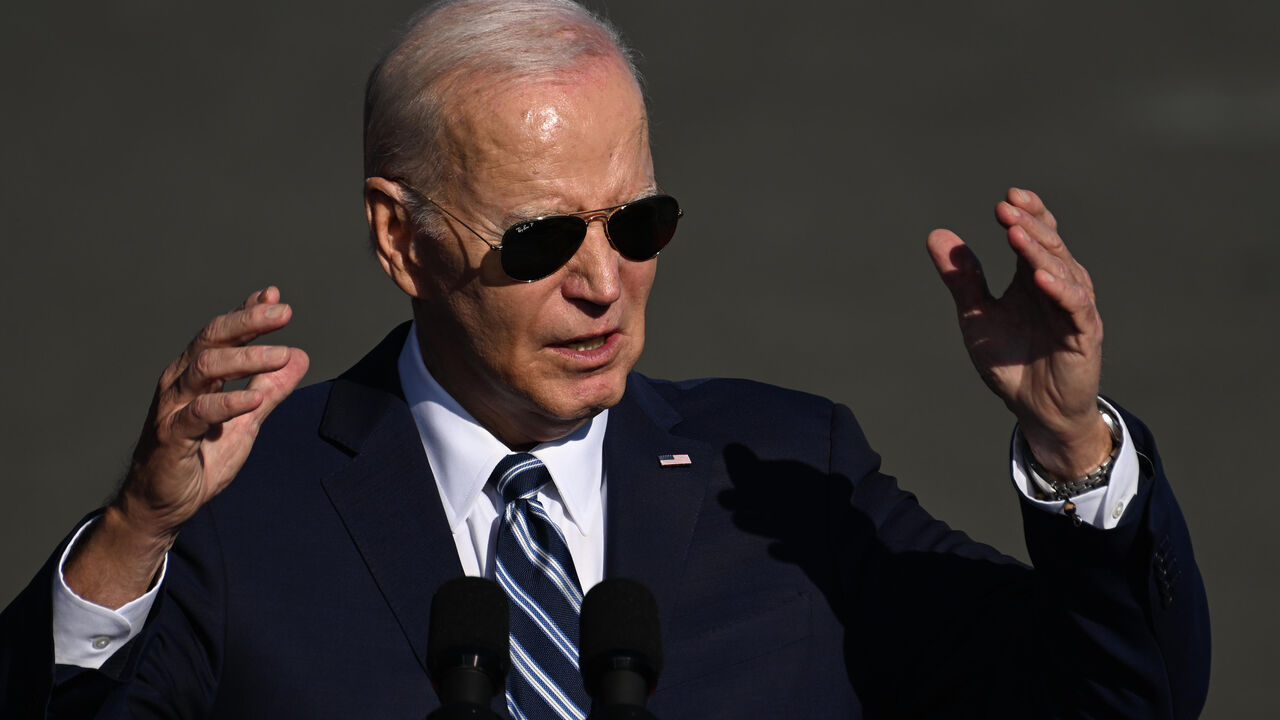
[566,379,628,418]
[544,368,630,421]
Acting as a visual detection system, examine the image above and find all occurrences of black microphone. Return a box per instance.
[426,577,510,720]
[580,578,663,720]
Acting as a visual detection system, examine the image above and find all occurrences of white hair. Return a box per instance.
[363,0,642,205]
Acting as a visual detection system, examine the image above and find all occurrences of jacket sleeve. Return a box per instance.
[0,510,227,720]
[0,528,62,718]
[827,401,1210,719]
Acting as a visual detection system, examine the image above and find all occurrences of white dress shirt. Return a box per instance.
[1011,397,1138,529]
[50,324,1138,668]
[396,321,608,586]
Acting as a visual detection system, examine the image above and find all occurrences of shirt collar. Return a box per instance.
[397,321,606,535]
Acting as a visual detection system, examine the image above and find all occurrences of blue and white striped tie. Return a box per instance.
[492,453,589,720]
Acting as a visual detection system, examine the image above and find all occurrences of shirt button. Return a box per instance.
[91,636,111,650]
[1112,501,1125,519]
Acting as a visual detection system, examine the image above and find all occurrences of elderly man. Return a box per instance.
[0,0,1208,718]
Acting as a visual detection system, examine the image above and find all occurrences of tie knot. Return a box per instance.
[491,452,551,503]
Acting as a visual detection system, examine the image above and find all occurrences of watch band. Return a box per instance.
[1026,401,1123,523]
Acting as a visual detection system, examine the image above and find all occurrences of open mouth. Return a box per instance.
[563,336,608,352]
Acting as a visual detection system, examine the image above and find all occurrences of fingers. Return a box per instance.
[244,347,311,415]
[157,344,295,447]
[996,190,1094,296]
[173,345,292,397]
[1005,187,1056,231]
[167,347,309,446]
[1032,267,1096,318]
[996,189,1101,337]
[161,286,294,391]
[113,288,307,546]
[1005,218,1073,282]
[241,285,280,310]
[169,389,266,441]
[195,289,293,354]
[1011,230,1095,326]
[997,196,1068,258]
[926,228,991,315]
[151,287,304,435]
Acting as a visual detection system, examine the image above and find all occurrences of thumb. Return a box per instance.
[926,228,990,315]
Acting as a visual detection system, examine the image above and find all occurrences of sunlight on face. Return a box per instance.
[408,57,659,448]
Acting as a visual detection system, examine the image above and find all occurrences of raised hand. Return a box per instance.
[65,287,309,608]
[926,188,1111,481]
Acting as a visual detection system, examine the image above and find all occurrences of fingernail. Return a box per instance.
[1007,204,1021,218]
[266,305,285,319]
[1015,188,1029,202]
[266,346,288,362]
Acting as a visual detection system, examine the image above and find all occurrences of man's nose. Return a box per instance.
[561,217,622,305]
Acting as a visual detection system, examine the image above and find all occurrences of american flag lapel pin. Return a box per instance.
[658,453,692,467]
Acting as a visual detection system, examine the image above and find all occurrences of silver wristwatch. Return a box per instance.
[1026,401,1123,506]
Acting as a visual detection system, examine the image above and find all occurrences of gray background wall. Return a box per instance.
[2,1,1276,715]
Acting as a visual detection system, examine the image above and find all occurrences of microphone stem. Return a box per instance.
[597,669,649,707]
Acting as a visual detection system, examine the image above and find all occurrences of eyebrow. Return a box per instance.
[497,186,661,229]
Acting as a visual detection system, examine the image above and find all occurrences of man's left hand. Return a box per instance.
[927,187,1112,480]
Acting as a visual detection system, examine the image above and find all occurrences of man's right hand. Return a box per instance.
[64,287,309,609]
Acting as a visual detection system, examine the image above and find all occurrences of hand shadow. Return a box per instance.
[718,443,1057,719]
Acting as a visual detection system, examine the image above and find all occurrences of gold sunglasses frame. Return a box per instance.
[394,180,682,281]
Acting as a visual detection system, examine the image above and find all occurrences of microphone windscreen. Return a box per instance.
[580,578,663,692]
[427,576,510,678]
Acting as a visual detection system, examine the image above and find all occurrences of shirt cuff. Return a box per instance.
[1011,398,1139,530]
[51,517,166,669]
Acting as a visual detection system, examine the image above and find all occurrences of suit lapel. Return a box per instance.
[317,324,464,674]
[311,330,712,681]
[604,375,713,637]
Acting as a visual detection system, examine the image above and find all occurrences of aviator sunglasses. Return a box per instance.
[397,181,682,282]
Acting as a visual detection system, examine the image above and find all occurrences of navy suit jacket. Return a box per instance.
[1,323,1210,718]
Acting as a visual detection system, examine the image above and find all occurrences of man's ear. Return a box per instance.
[365,176,424,297]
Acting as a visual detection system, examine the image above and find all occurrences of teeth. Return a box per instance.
[566,336,607,352]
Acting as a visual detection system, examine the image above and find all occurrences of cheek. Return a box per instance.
[461,287,554,371]
[623,261,657,317]
[411,231,520,340]
[413,230,467,282]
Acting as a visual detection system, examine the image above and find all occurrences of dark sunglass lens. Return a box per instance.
[500,216,586,281]
[607,195,681,261]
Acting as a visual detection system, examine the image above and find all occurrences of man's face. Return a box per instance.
[403,57,658,448]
